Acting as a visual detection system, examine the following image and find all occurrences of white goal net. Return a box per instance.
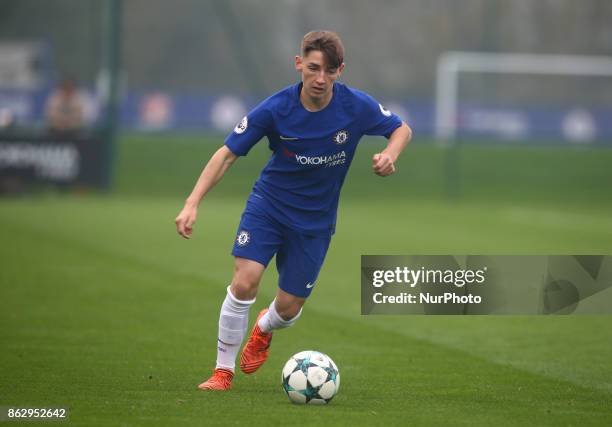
[435,52,612,143]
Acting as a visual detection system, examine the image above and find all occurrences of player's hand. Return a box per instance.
[175,204,197,239]
[372,153,396,177]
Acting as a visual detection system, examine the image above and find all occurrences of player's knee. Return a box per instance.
[230,273,261,301]
[230,259,264,300]
[230,279,258,300]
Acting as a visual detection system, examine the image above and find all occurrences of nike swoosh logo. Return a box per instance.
[280,135,299,141]
[306,282,314,289]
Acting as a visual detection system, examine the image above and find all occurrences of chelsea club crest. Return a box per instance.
[332,130,349,145]
[236,230,250,246]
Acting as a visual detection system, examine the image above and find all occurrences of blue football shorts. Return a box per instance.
[231,207,332,298]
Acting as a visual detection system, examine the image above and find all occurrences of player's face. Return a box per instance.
[295,51,344,101]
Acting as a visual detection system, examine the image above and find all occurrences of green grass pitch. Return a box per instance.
[1,134,611,425]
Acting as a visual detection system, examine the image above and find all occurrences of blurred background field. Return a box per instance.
[1,0,612,425]
[115,133,612,205]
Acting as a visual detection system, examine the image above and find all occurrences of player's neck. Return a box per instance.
[300,86,333,112]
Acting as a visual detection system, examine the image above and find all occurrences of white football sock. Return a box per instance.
[257,298,302,333]
[215,286,255,371]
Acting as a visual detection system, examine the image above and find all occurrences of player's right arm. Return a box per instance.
[175,145,238,239]
[176,99,273,239]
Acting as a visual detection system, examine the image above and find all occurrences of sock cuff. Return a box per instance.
[226,285,256,307]
[269,298,302,327]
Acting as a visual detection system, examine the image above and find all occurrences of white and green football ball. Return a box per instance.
[281,350,340,405]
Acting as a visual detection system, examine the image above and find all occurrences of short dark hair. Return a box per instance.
[301,30,344,70]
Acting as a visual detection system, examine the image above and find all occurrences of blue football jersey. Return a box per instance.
[225,82,402,236]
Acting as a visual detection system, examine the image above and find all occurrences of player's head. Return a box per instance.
[295,30,345,101]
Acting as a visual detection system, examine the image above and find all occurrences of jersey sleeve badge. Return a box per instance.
[234,116,248,134]
[379,104,392,117]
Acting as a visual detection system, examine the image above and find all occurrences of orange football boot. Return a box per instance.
[239,308,273,374]
[197,368,234,390]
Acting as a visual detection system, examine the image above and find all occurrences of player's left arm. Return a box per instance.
[372,122,412,177]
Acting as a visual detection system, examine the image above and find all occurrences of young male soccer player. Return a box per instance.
[175,30,412,390]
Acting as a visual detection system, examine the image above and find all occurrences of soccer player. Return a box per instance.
[175,30,412,390]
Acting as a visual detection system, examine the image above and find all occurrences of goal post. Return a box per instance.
[435,51,612,141]
[435,51,612,198]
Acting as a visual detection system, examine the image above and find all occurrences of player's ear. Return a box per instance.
[338,62,345,76]
[295,55,303,72]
